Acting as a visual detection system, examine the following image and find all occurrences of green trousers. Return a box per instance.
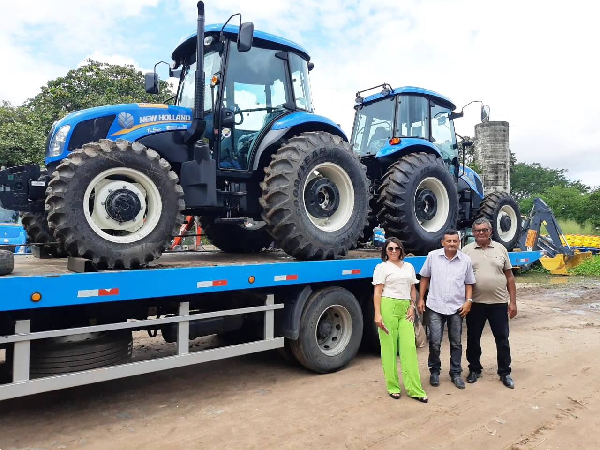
[378,296,427,397]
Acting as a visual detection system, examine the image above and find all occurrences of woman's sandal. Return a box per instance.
[412,396,428,403]
[389,392,401,400]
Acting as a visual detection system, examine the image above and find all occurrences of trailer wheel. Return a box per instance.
[260,132,370,260]
[377,152,458,255]
[45,139,185,269]
[5,331,133,378]
[290,286,363,373]
[200,217,273,253]
[0,249,14,276]
[21,212,68,257]
[476,192,522,250]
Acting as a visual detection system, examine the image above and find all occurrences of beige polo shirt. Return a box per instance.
[462,240,512,304]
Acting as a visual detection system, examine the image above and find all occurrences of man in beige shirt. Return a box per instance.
[462,218,517,389]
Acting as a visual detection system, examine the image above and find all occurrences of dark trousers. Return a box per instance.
[466,302,511,376]
[427,308,463,377]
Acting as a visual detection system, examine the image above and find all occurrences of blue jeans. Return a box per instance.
[427,308,463,377]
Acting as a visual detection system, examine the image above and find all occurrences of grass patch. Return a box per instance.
[570,255,600,276]
[557,219,599,235]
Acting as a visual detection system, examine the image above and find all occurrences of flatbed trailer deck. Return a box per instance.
[0,249,541,401]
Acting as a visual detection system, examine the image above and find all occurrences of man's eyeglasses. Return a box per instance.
[473,229,491,234]
[387,246,401,252]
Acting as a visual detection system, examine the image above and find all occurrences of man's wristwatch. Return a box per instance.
[466,298,473,303]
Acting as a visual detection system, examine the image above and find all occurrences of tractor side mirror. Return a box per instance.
[308,62,314,71]
[220,107,235,128]
[237,22,254,52]
[481,105,490,122]
[145,72,159,94]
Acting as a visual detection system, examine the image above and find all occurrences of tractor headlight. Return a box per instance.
[48,125,71,157]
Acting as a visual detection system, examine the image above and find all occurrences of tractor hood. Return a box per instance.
[45,103,192,164]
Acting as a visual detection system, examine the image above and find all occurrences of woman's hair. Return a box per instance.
[381,237,405,261]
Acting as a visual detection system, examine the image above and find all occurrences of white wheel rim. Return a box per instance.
[83,167,162,244]
[302,163,354,232]
[497,204,518,242]
[314,304,353,357]
[414,177,450,232]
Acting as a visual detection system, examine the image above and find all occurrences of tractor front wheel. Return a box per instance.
[260,132,370,260]
[45,139,185,269]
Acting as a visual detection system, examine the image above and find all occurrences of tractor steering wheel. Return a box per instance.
[233,104,244,126]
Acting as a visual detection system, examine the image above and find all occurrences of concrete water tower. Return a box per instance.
[474,120,510,194]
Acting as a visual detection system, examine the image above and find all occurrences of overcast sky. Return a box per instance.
[1,0,597,188]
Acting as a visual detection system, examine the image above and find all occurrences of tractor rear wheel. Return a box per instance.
[476,192,522,250]
[200,217,273,253]
[260,132,370,260]
[377,152,458,255]
[45,139,185,269]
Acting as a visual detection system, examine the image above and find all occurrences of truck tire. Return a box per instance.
[21,212,68,257]
[6,331,133,378]
[45,139,185,269]
[0,249,14,276]
[200,217,273,253]
[260,132,370,260]
[377,152,458,255]
[290,286,363,373]
[476,191,522,250]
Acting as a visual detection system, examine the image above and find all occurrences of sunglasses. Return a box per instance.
[387,246,401,252]
[473,229,491,234]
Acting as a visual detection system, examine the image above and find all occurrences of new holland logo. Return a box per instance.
[118,112,134,129]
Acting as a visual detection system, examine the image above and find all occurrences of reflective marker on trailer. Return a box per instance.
[197,280,228,288]
[77,288,120,298]
[274,275,298,282]
[342,269,361,275]
[515,258,530,263]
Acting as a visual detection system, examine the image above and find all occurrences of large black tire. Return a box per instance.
[377,152,458,255]
[200,217,273,253]
[6,331,133,378]
[45,140,185,269]
[21,212,68,257]
[0,249,14,276]
[476,191,522,250]
[290,286,363,373]
[260,132,370,260]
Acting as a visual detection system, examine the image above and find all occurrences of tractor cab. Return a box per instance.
[170,24,314,172]
[351,85,458,174]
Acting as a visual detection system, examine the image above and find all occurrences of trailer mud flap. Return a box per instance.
[0,165,46,212]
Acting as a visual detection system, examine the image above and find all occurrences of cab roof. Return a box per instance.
[172,23,310,64]
[361,86,456,111]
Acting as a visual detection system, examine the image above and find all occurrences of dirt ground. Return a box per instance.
[1,276,600,450]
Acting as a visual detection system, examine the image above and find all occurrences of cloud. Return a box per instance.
[2,0,598,188]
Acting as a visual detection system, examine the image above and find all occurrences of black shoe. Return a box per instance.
[466,371,481,383]
[451,376,465,389]
[500,375,515,389]
[429,372,440,387]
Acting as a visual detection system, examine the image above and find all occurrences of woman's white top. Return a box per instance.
[372,260,419,300]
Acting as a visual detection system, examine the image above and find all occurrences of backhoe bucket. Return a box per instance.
[540,251,593,275]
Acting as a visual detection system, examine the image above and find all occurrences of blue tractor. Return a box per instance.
[0,3,370,269]
[352,84,521,254]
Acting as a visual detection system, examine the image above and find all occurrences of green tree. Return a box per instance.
[541,185,588,225]
[0,60,174,167]
[586,188,600,230]
[510,162,588,201]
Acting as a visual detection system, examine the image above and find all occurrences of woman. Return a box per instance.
[372,237,428,402]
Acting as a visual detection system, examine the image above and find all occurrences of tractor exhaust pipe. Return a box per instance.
[184,0,207,144]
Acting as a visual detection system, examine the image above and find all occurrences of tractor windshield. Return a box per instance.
[177,50,222,111]
[430,102,457,166]
[351,97,395,156]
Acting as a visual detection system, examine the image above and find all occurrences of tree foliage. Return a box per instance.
[0,60,174,167]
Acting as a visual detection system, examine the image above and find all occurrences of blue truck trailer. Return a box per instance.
[0,249,540,401]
